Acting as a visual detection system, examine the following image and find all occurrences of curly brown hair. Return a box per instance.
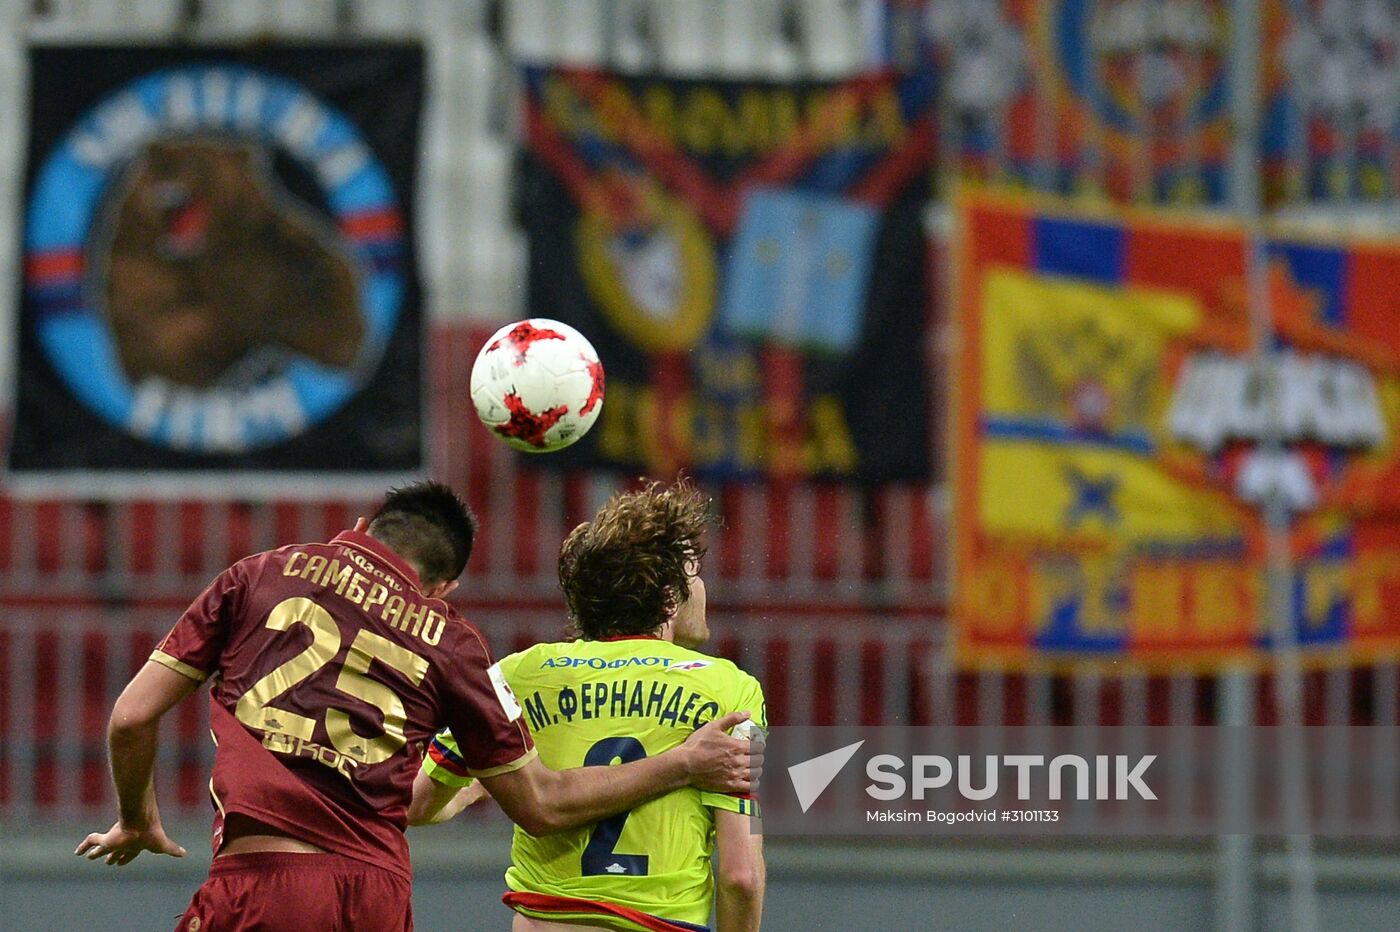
[559,480,711,640]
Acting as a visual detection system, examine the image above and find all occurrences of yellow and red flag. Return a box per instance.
[952,190,1400,671]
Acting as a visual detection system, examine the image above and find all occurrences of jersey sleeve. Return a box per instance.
[432,635,536,782]
[423,730,476,789]
[700,670,766,816]
[149,562,246,683]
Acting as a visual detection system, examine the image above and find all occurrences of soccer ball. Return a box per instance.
[470,318,605,453]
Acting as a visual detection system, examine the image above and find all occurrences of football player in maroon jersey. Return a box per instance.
[76,482,758,931]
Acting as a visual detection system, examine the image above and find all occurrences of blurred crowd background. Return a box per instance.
[1,1,1399,929]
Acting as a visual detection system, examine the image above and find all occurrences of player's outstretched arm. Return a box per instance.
[408,771,491,826]
[481,710,761,836]
[714,808,765,932]
[75,661,198,866]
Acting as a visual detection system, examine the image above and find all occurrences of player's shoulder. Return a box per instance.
[238,539,329,570]
[224,542,307,579]
[432,604,495,654]
[497,638,761,687]
[500,639,579,671]
[660,643,761,692]
[498,638,727,671]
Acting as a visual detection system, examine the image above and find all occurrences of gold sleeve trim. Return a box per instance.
[468,746,539,779]
[149,650,209,683]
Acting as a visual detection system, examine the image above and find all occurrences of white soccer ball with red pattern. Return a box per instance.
[470,318,605,453]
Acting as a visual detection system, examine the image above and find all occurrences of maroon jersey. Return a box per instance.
[151,530,535,880]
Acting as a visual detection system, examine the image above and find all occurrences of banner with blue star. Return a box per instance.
[953,189,1400,672]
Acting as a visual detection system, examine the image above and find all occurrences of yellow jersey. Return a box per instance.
[424,636,765,932]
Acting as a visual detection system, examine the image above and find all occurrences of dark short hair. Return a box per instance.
[368,482,477,585]
[559,480,710,640]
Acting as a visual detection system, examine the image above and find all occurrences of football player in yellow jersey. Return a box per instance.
[412,481,765,932]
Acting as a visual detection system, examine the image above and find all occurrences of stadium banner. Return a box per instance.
[952,190,1400,672]
[1261,1,1400,204]
[916,0,1238,206]
[8,45,424,495]
[519,67,935,482]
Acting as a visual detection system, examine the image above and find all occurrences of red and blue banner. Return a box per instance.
[953,189,1400,671]
[916,0,1239,205]
[1261,0,1400,203]
[520,67,935,482]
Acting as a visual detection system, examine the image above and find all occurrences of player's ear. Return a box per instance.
[426,579,458,600]
[353,516,369,533]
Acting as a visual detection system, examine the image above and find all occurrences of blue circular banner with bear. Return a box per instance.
[25,64,406,455]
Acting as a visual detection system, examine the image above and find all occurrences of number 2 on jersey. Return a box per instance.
[234,596,430,766]
[580,736,650,877]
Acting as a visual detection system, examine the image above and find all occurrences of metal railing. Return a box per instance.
[0,604,942,820]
